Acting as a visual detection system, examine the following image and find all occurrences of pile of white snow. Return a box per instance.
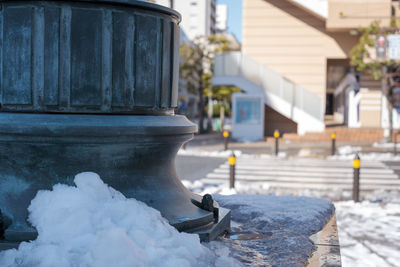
[0,172,238,267]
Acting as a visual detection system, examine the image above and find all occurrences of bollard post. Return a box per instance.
[223,131,229,151]
[394,131,397,156]
[274,130,280,156]
[331,133,336,156]
[228,153,236,188]
[353,154,360,202]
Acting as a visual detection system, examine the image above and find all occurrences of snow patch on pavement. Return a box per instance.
[182,179,354,201]
[178,149,243,158]
[338,145,362,155]
[0,172,239,267]
[183,178,400,267]
[328,145,400,161]
[373,142,400,148]
[335,201,400,267]
[178,149,287,159]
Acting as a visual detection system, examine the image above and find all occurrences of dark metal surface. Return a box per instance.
[0,241,18,251]
[188,207,231,242]
[230,161,235,189]
[353,168,360,202]
[0,0,230,244]
[353,155,360,202]
[332,139,336,156]
[68,0,181,20]
[0,209,3,239]
[0,0,180,115]
[0,114,215,242]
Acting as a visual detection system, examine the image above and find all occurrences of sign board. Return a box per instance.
[232,94,264,141]
[376,35,387,59]
[388,34,400,60]
[235,98,262,124]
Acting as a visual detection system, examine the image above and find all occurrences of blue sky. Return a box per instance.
[217,0,242,42]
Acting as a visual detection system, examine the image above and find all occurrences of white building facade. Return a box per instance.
[152,0,216,40]
[148,0,218,119]
[216,4,227,33]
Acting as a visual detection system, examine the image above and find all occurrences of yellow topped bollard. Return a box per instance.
[228,153,236,188]
[273,130,280,139]
[331,132,336,156]
[223,131,229,138]
[223,131,230,151]
[353,154,360,202]
[273,129,280,156]
[228,155,236,166]
[353,155,360,169]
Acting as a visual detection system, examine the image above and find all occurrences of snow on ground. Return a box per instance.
[178,148,287,159]
[373,142,400,148]
[2,149,399,266]
[182,179,400,203]
[0,172,332,267]
[336,201,400,267]
[178,148,243,158]
[0,173,239,267]
[184,177,400,267]
[328,145,400,161]
[337,145,362,155]
[179,146,400,266]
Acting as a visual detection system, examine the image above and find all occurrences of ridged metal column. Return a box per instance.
[0,0,230,245]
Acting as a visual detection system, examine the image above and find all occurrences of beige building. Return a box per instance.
[214,0,399,137]
[243,0,400,129]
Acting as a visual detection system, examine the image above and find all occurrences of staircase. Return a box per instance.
[212,52,325,135]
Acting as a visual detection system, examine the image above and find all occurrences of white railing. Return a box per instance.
[214,52,324,121]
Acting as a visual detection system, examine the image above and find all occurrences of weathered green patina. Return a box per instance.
[0,0,230,246]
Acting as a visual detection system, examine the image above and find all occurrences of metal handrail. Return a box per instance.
[214,52,323,121]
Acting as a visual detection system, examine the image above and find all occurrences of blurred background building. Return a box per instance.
[213,0,400,138]
[216,4,227,33]
[148,0,218,119]
[151,0,216,40]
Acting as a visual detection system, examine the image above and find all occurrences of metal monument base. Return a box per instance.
[0,241,18,251]
[0,113,230,244]
[0,0,230,247]
[189,207,231,242]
